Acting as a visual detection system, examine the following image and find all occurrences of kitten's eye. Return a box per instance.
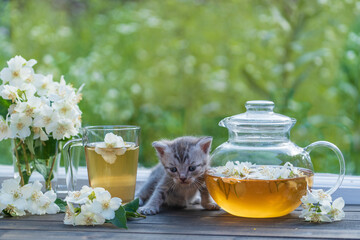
[170,167,177,173]
[188,166,196,171]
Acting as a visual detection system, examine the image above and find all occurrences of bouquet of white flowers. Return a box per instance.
[64,186,145,228]
[0,56,83,189]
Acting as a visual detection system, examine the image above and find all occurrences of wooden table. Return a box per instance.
[1,199,359,239]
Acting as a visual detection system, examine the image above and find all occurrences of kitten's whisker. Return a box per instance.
[192,179,202,190]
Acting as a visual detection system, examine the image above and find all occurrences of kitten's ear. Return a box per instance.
[197,136,213,154]
[152,141,169,157]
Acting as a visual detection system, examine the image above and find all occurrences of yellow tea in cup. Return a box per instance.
[85,143,139,203]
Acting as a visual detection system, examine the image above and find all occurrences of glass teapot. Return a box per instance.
[206,100,345,218]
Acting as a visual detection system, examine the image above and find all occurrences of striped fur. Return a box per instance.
[136,136,220,215]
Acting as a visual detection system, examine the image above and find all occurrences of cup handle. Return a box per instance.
[63,138,83,192]
[304,141,345,195]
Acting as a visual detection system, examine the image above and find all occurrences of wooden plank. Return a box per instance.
[0,230,239,240]
[3,217,360,231]
[1,215,360,239]
[0,230,321,240]
[9,209,360,223]
[1,221,359,239]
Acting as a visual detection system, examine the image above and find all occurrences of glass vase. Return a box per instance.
[12,138,60,191]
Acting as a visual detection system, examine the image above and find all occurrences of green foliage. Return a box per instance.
[107,206,128,229]
[55,198,67,213]
[0,99,11,119]
[0,0,359,174]
[106,198,145,229]
[13,138,58,188]
[123,198,139,213]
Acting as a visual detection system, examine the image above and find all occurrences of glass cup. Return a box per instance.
[64,125,140,203]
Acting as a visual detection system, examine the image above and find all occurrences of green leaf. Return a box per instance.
[34,159,48,180]
[126,211,137,218]
[2,209,11,217]
[0,98,11,119]
[22,170,31,185]
[55,198,67,213]
[34,138,58,160]
[107,206,128,229]
[123,198,139,213]
[25,135,35,155]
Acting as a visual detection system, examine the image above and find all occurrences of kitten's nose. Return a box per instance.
[180,177,187,183]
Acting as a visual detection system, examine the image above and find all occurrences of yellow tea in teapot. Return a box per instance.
[205,163,314,218]
[85,142,139,203]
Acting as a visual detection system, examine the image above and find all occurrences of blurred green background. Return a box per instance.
[0,0,359,175]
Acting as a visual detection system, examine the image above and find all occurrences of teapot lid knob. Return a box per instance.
[245,100,274,112]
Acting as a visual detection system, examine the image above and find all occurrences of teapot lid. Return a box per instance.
[219,100,296,132]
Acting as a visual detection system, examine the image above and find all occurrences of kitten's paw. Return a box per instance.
[202,203,220,211]
[139,206,159,215]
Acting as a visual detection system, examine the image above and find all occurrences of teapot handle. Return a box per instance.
[304,141,345,195]
[63,138,83,192]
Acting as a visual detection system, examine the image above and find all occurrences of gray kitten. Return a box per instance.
[136,136,220,215]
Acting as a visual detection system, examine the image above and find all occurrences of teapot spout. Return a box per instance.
[219,118,228,128]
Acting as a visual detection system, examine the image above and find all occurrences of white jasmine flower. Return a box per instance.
[33,74,54,96]
[319,200,332,214]
[3,204,26,217]
[300,209,332,223]
[212,161,304,180]
[0,56,34,86]
[46,118,78,140]
[253,166,277,180]
[94,146,125,164]
[0,85,19,103]
[33,127,49,141]
[22,180,42,198]
[90,190,122,220]
[329,197,345,221]
[0,117,11,141]
[49,76,77,102]
[94,133,128,164]
[307,189,332,205]
[277,167,291,179]
[64,202,76,225]
[22,181,45,214]
[93,187,107,196]
[65,186,92,204]
[105,133,125,148]
[224,161,236,176]
[9,113,32,139]
[300,189,345,223]
[237,162,253,177]
[18,83,37,99]
[33,105,56,129]
[35,190,60,215]
[0,178,28,211]
[7,104,16,115]
[53,99,80,119]
[72,114,82,130]
[74,204,105,226]
[23,72,39,84]
[14,96,42,118]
